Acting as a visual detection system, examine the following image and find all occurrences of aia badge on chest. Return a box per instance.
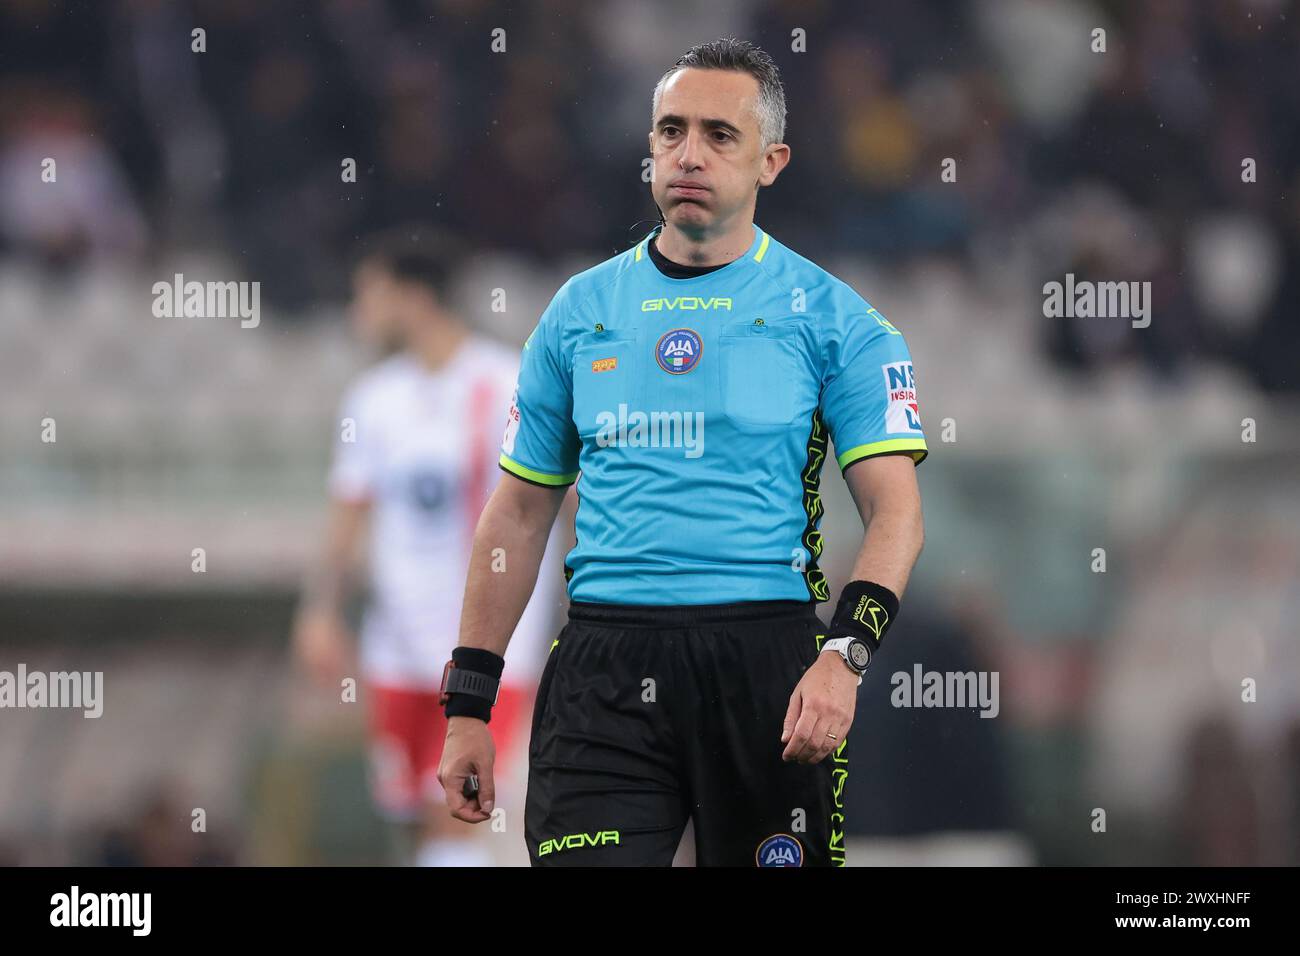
[655,328,703,375]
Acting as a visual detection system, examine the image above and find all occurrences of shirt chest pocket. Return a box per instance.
[572,331,639,439]
[717,322,802,430]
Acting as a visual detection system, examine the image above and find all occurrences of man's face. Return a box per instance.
[648,68,787,234]
[350,260,405,350]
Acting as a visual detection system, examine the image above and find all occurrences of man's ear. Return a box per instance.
[758,144,791,187]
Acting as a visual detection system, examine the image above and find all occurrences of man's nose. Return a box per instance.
[676,128,704,170]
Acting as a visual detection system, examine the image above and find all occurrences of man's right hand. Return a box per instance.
[291,606,353,687]
[438,716,497,823]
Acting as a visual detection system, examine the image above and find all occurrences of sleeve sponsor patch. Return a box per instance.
[881,361,923,434]
[502,386,521,455]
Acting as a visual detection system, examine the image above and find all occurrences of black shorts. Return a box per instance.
[524,599,849,867]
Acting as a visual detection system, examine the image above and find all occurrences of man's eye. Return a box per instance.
[712,131,732,142]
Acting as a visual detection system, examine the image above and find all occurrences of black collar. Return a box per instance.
[647,231,728,279]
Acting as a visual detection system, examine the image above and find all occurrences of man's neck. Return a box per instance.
[408,322,469,372]
[654,216,755,267]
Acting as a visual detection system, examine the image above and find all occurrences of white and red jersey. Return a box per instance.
[328,336,563,690]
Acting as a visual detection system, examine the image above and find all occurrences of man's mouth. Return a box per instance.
[669,183,709,200]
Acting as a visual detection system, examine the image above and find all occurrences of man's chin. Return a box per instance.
[666,201,712,226]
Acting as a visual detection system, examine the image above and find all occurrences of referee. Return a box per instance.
[437,37,927,867]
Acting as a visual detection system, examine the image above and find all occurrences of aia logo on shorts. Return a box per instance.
[655,328,702,374]
[756,833,803,867]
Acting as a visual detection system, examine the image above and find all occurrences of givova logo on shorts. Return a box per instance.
[537,830,621,857]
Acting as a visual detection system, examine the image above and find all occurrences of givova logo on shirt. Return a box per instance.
[882,361,922,433]
[640,296,732,312]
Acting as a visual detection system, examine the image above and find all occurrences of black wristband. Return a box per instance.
[441,647,506,722]
[829,580,901,656]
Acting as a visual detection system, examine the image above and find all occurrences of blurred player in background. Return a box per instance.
[292,227,561,866]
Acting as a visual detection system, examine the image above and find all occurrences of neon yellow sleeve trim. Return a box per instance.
[499,453,579,486]
[836,438,929,469]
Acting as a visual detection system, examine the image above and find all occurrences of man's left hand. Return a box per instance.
[780,650,858,763]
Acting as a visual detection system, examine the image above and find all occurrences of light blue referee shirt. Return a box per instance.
[500,222,927,605]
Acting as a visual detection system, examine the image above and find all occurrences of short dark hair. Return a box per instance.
[652,37,787,147]
[356,224,462,300]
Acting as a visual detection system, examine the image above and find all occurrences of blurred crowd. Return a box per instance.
[1,0,1296,389]
[3,0,1299,867]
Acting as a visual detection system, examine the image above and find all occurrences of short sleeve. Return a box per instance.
[820,301,929,472]
[499,285,580,486]
[327,385,380,501]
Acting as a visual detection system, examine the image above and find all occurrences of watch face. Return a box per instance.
[848,641,871,671]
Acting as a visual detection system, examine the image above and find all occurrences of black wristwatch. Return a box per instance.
[439,663,500,704]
